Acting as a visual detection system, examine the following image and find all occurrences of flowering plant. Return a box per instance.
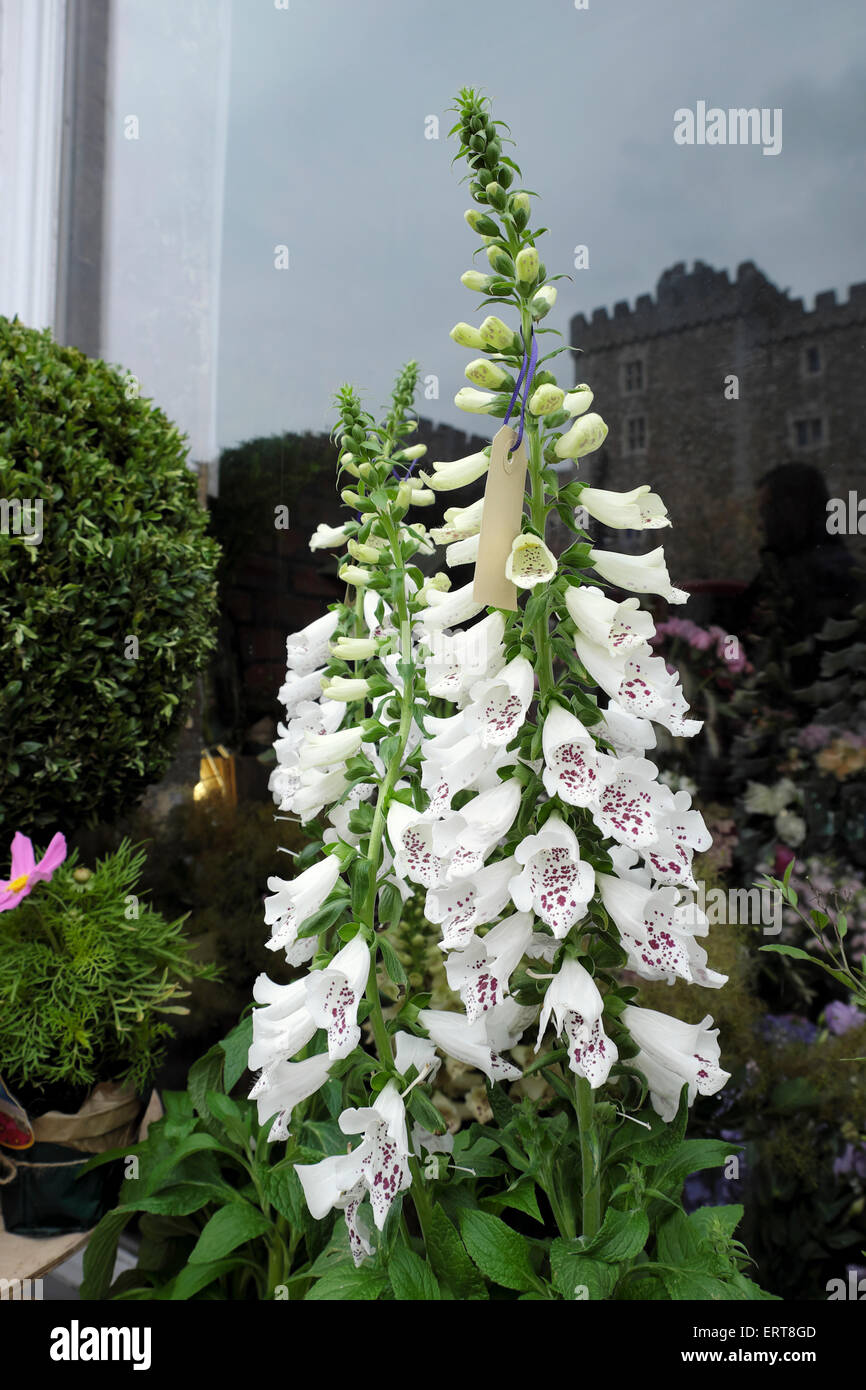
[245,89,774,1301]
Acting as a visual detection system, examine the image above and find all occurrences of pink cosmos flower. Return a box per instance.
[0,832,67,912]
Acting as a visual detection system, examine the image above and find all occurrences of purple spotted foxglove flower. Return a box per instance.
[263,855,342,964]
[509,815,595,938]
[536,958,618,1088]
[621,1006,730,1122]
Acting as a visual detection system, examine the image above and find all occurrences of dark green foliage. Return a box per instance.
[0,839,219,1091]
[0,316,220,833]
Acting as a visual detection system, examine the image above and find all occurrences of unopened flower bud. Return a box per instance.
[486,246,514,276]
[461,270,493,292]
[510,191,531,229]
[515,246,539,282]
[450,322,487,349]
[339,563,373,587]
[340,488,362,508]
[454,386,499,415]
[485,182,507,211]
[347,539,382,565]
[73,867,92,884]
[529,384,565,416]
[322,675,371,702]
[330,636,378,660]
[563,384,594,417]
[464,210,500,237]
[531,285,557,320]
[399,443,427,461]
[554,412,608,460]
[465,358,509,390]
[479,316,513,351]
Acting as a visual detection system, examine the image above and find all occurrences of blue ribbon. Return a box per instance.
[502,326,538,452]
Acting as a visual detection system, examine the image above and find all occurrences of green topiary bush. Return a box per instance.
[0,316,220,833]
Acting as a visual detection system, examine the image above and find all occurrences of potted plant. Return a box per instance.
[0,831,219,1235]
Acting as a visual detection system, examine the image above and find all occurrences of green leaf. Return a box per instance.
[388,1244,442,1300]
[296,897,351,940]
[120,1182,234,1217]
[204,1090,250,1148]
[483,1178,543,1224]
[458,1209,542,1293]
[549,1243,618,1300]
[219,1014,254,1092]
[167,1258,247,1301]
[188,1202,272,1264]
[187,1045,225,1132]
[379,934,408,990]
[657,1210,720,1275]
[306,1264,389,1300]
[350,858,373,918]
[80,1209,133,1300]
[580,1207,649,1263]
[407,1086,447,1135]
[424,1207,489,1300]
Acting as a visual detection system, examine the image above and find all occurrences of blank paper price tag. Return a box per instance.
[472,425,528,611]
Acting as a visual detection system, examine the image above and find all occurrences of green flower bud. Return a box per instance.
[347,539,383,565]
[479,315,514,351]
[340,456,361,478]
[486,247,514,276]
[450,321,487,349]
[530,284,558,320]
[470,183,489,203]
[510,191,531,228]
[465,358,510,390]
[528,384,565,416]
[461,269,494,292]
[498,164,514,189]
[338,563,373,587]
[398,443,427,461]
[515,246,539,282]
[485,181,507,211]
[464,210,500,237]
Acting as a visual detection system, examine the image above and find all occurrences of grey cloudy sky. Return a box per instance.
[216,0,866,450]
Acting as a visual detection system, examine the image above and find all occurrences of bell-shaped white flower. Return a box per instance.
[309,523,350,551]
[420,450,490,491]
[595,699,657,760]
[562,384,593,416]
[248,974,317,1073]
[394,1031,441,1084]
[444,912,534,1022]
[621,1005,730,1122]
[505,533,558,589]
[321,675,371,702]
[424,612,506,704]
[579,485,670,530]
[574,633,701,738]
[484,996,538,1054]
[432,779,521,879]
[264,855,341,960]
[386,799,444,888]
[291,766,351,822]
[597,873,726,988]
[285,610,341,673]
[589,545,688,604]
[642,790,712,889]
[554,412,608,460]
[298,725,364,771]
[279,667,329,716]
[249,1052,332,1142]
[536,958,618,1088]
[426,855,518,950]
[509,815,595,938]
[421,734,518,817]
[445,533,481,567]
[565,585,655,656]
[418,1008,522,1083]
[541,702,618,808]
[466,655,535,747]
[591,755,671,850]
[454,386,502,415]
[415,580,485,632]
[430,497,485,546]
[304,934,371,1058]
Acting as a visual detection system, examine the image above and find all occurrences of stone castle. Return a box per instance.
[567,260,866,582]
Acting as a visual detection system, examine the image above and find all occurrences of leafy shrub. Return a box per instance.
[0,316,220,833]
[0,839,219,1092]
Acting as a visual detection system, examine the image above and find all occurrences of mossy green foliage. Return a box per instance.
[0,316,220,834]
[0,839,219,1092]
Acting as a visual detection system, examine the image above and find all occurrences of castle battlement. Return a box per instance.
[571,260,866,349]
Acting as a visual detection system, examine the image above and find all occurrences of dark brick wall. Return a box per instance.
[568,261,866,582]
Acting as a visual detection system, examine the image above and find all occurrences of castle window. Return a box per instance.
[622,359,644,393]
[626,416,647,453]
[802,345,822,375]
[792,416,825,449]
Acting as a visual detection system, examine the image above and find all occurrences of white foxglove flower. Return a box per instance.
[509,815,595,938]
[445,533,481,567]
[248,974,317,1073]
[591,755,670,850]
[467,655,535,747]
[426,856,518,950]
[291,766,351,822]
[589,545,688,604]
[595,700,657,760]
[454,387,501,415]
[505,534,558,589]
[304,934,371,1058]
[415,579,485,632]
[562,384,593,416]
[430,497,485,546]
[574,634,701,738]
[249,1052,332,1142]
[421,734,517,816]
[418,1008,522,1083]
[485,996,538,1053]
[444,912,534,1022]
[298,726,364,770]
[420,450,490,491]
[541,702,618,808]
[597,873,725,988]
[579,485,670,530]
[264,855,341,960]
[424,612,506,704]
[321,675,371,702]
[536,958,618,1088]
[565,585,655,655]
[329,636,378,660]
[554,412,608,460]
[642,791,712,889]
[286,610,341,674]
[386,800,444,888]
[279,668,329,715]
[432,779,521,879]
[269,763,301,812]
[621,1005,730,1122]
[528,383,564,416]
[309,523,350,551]
[339,563,373,587]
[394,1031,441,1084]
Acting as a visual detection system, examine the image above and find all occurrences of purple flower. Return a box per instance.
[825,1001,866,1036]
[760,1013,818,1045]
[798,723,832,751]
[834,1144,866,1179]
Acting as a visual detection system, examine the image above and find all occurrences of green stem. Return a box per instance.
[408,1155,436,1250]
[574,1075,602,1240]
